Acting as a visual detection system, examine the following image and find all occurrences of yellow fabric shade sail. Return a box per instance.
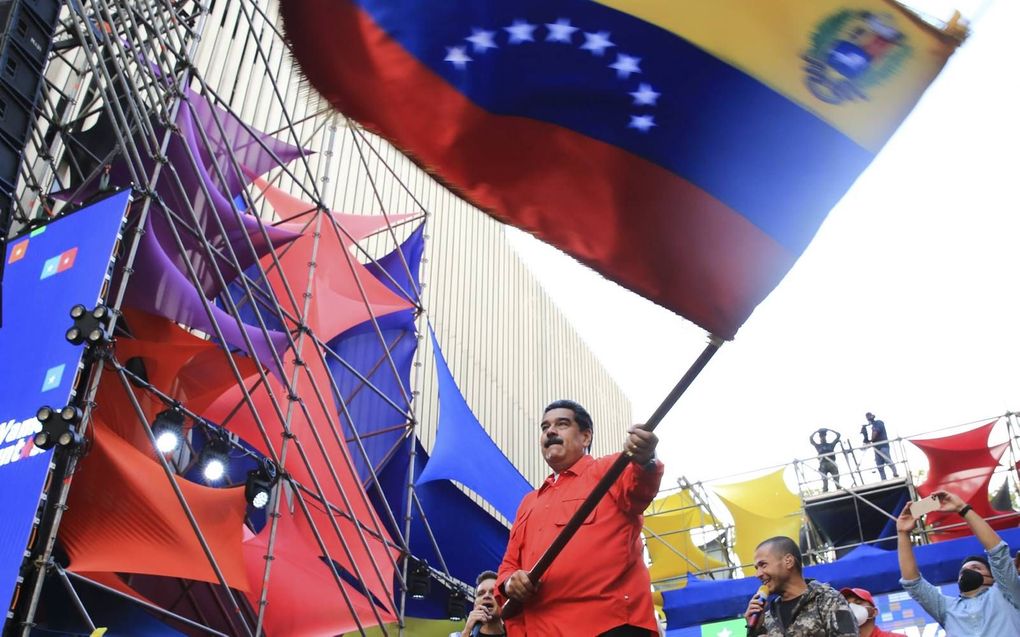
[644,490,726,583]
[711,468,802,575]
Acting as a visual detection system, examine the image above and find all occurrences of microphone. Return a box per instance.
[470,603,494,637]
[746,584,769,633]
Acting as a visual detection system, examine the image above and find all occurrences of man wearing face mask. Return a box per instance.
[839,588,897,636]
[896,489,1020,635]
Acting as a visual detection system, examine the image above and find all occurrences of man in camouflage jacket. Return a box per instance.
[743,537,858,636]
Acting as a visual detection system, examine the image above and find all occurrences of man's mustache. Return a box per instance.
[544,437,564,448]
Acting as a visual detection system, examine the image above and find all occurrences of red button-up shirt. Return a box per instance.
[496,453,663,636]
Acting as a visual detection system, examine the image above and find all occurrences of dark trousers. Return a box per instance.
[875,443,898,478]
[819,457,840,491]
[598,626,655,637]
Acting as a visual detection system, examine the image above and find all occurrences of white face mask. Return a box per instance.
[848,603,870,627]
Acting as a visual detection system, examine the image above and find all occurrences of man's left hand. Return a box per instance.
[625,425,657,466]
[933,490,967,513]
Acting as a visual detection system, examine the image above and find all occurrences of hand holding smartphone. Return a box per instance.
[909,495,940,517]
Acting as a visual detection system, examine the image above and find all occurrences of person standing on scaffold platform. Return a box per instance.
[862,412,898,479]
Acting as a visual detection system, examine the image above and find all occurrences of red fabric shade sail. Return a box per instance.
[243,502,397,635]
[911,420,1020,541]
[59,424,251,590]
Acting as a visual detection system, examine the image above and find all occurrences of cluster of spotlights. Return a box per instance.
[65,304,111,346]
[149,409,278,508]
[34,406,84,450]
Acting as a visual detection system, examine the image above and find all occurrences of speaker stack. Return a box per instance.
[0,0,61,235]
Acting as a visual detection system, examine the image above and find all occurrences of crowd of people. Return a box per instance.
[741,489,1020,636]
[446,401,1020,636]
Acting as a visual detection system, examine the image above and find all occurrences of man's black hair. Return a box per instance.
[476,570,497,585]
[757,536,803,572]
[543,400,593,433]
[961,554,990,571]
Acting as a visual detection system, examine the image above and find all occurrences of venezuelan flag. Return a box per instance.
[281,0,960,338]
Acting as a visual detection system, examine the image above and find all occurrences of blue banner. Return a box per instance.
[0,191,131,616]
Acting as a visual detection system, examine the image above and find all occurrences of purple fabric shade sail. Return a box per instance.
[70,87,311,368]
[125,216,292,368]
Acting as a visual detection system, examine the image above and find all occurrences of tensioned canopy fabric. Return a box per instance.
[59,423,250,590]
[911,419,1020,541]
[710,468,801,574]
[644,490,726,583]
[416,330,531,521]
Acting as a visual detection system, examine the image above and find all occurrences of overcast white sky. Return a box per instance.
[506,0,1019,487]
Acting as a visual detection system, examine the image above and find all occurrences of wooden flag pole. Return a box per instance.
[501,335,725,620]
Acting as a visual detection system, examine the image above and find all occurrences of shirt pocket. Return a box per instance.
[554,497,597,526]
[509,508,532,543]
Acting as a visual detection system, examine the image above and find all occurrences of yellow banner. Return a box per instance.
[594,0,963,151]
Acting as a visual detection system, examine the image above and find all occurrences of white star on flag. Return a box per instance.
[630,83,660,106]
[718,629,733,637]
[505,20,537,44]
[444,46,473,69]
[466,28,498,53]
[580,31,614,56]
[545,18,578,43]
[610,53,642,79]
[628,114,656,132]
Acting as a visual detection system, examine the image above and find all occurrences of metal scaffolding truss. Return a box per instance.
[5,1,472,634]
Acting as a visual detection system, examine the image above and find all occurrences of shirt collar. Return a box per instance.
[540,454,594,492]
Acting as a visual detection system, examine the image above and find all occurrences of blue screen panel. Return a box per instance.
[0,190,131,617]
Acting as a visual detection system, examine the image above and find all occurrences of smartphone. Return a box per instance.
[909,496,940,517]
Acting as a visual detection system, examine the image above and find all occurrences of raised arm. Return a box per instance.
[933,491,1001,550]
[934,490,1020,606]
[610,425,663,516]
[896,506,920,580]
[897,504,947,622]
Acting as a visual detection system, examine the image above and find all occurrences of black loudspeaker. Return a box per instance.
[0,0,60,231]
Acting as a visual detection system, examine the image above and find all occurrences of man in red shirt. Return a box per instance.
[496,399,662,636]
[840,587,899,637]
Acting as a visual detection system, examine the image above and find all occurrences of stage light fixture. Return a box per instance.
[199,433,231,482]
[407,558,431,600]
[66,304,111,346]
[245,460,279,509]
[152,409,185,453]
[446,590,468,621]
[34,405,84,450]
